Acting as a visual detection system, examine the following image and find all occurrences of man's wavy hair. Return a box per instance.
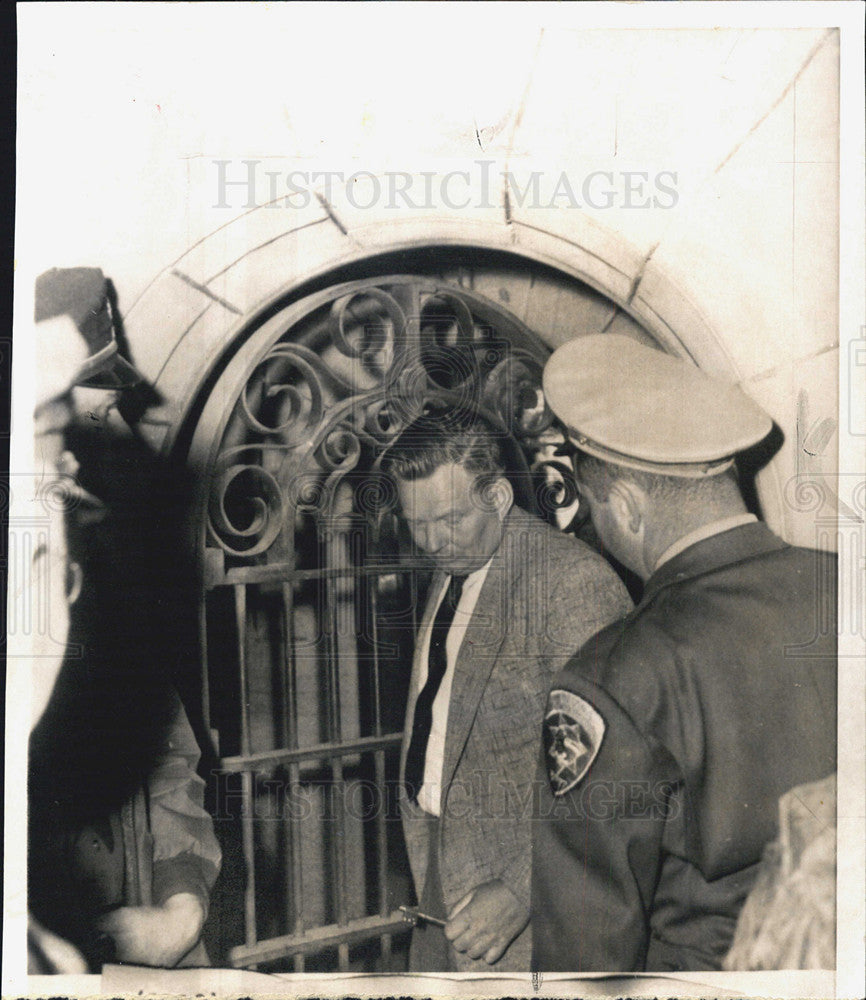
[381,405,506,483]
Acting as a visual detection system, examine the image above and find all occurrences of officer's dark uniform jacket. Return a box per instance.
[531,521,837,972]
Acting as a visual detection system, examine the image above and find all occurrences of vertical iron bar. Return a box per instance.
[283,577,306,971]
[374,750,388,914]
[323,518,349,970]
[370,580,382,737]
[198,592,212,736]
[235,584,257,950]
[325,539,343,744]
[333,753,349,971]
[236,584,252,756]
[279,583,293,748]
[374,748,391,969]
[370,577,390,968]
[280,581,301,950]
[291,761,305,970]
[289,768,306,972]
[381,932,393,972]
[240,771,256,953]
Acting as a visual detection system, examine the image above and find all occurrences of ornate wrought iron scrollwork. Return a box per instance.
[328,287,405,376]
[196,275,592,970]
[205,278,580,563]
[207,459,285,557]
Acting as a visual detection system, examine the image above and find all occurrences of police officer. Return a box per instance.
[531,335,837,971]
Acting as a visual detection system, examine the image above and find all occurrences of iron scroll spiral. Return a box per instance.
[206,280,577,560]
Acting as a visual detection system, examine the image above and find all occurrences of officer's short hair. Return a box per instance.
[381,406,505,483]
[576,451,739,505]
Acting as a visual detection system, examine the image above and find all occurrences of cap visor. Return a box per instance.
[75,352,144,390]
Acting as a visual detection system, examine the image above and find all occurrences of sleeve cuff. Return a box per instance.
[151,853,218,916]
[499,853,532,916]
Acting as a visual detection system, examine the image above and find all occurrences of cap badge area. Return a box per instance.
[544,689,605,796]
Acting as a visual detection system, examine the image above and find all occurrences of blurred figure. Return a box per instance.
[28,313,90,727]
[25,268,220,971]
[724,773,836,970]
[24,307,93,974]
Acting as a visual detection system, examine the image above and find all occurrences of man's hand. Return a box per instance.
[443,879,529,965]
[96,892,204,967]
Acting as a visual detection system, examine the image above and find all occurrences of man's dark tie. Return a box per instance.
[405,574,467,804]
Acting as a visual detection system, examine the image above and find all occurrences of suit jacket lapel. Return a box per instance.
[440,519,515,801]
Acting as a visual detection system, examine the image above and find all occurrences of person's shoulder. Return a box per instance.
[502,509,632,632]
[667,529,837,606]
[745,529,838,620]
[547,528,628,593]
[708,522,836,578]
[505,506,614,566]
[554,599,676,706]
[781,542,837,576]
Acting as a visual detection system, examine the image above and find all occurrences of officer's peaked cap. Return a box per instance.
[35,267,143,392]
[543,335,772,478]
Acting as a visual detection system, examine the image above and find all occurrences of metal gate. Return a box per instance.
[187,275,578,971]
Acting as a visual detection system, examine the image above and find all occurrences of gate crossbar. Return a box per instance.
[219,732,403,772]
[228,910,410,967]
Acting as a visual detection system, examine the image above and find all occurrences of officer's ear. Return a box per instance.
[608,478,646,536]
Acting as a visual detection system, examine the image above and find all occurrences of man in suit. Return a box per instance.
[532,335,837,971]
[381,406,631,971]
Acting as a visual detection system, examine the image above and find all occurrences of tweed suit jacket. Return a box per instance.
[399,504,632,971]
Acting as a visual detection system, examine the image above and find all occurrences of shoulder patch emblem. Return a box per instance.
[544,689,606,796]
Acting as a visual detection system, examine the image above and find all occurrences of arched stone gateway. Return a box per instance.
[109,217,813,970]
[183,268,646,971]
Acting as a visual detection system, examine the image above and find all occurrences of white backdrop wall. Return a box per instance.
[16,5,846,547]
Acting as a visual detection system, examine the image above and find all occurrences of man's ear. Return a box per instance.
[488,474,514,520]
[608,478,645,535]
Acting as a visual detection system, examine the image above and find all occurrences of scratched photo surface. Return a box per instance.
[6,4,864,999]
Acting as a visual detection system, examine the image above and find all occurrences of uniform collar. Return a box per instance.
[653,514,758,572]
[641,520,787,606]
